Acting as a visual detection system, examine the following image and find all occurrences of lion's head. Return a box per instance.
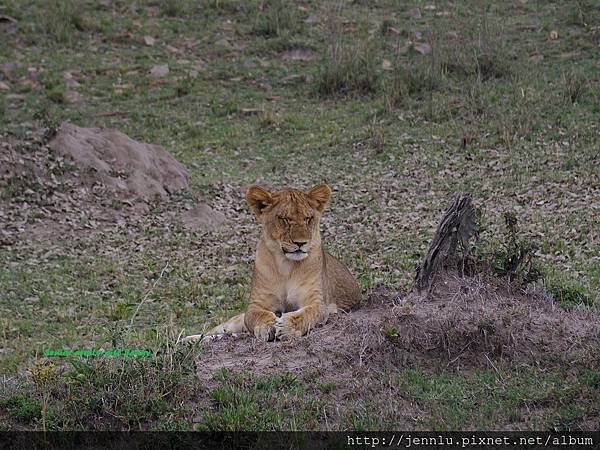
[246,184,332,261]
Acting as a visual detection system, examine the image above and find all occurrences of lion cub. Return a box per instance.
[183,184,361,342]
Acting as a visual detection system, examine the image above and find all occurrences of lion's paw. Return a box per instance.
[274,314,303,340]
[254,323,277,342]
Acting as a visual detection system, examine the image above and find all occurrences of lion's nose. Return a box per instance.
[293,240,307,247]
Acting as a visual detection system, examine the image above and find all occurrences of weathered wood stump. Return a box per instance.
[414,193,477,293]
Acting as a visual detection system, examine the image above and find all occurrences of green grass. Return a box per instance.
[197,370,321,430]
[0,0,598,431]
[397,368,600,430]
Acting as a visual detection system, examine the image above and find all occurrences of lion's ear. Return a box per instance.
[307,184,332,213]
[247,186,273,218]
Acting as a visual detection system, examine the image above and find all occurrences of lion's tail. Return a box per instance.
[180,313,247,343]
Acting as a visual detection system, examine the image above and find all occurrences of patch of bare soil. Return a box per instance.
[197,273,600,383]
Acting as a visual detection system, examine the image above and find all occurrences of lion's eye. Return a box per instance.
[279,217,289,226]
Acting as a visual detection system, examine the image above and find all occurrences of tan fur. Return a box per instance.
[181,184,361,343]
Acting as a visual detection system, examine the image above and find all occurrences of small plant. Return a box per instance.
[317,41,378,97]
[380,19,398,36]
[490,212,543,285]
[317,3,378,97]
[175,76,195,98]
[253,0,297,37]
[437,6,511,81]
[0,394,42,423]
[258,107,281,130]
[366,120,386,152]
[561,70,588,104]
[42,0,89,43]
[46,86,67,104]
[383,61,438,110]
[30,360,59,431]
[159,0,194,17]
[383,326,399,338]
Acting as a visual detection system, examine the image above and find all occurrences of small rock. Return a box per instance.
[381,59,393,70]
[181,204,226,232]
[112,31,133,43]
[407,7,422,19]
[142,35,155,46]
[305,14,319,24]
[0,14,17,23]
[63,71,80,88]
[150,65,169,77]
[215,38,232,49]
[0,81,9,91]
[165,44,182,54]
[65,90,85,105]
[192,59,205,71]
[413,42,432,55]
[549,30,559,40]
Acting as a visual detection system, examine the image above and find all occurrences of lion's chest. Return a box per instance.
[281,283,302,312]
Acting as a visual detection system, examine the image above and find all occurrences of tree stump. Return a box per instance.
[414,193,477,293]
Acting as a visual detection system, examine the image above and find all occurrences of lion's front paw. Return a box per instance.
[274,314,303,340]
[254,322,277,342]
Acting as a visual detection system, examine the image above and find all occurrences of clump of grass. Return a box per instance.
[365,119,386,152]
[46,86,67,104]
[159,0,195,17]
[175,76,196,98]
[3,340,200,430]
[197,371,319,431]
[41,0,91,43]
[383,61,439,110]
[206,0,241,14]
[495,83,536,150]
[0,394,42,423]
[317,44,378,97]
[0,95,6,122]
[561,70,588,104]
[380,19,400,36]
[545,274,594,309]
[258,107,282,130]
[566,0,598,27]
[253,0,298,37]
[438,8,512,81]
[316,3,378,97]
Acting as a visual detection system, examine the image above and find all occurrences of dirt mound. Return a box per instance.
[196,274,600,382]
[49,122,188,200]
[0,127,222,247]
